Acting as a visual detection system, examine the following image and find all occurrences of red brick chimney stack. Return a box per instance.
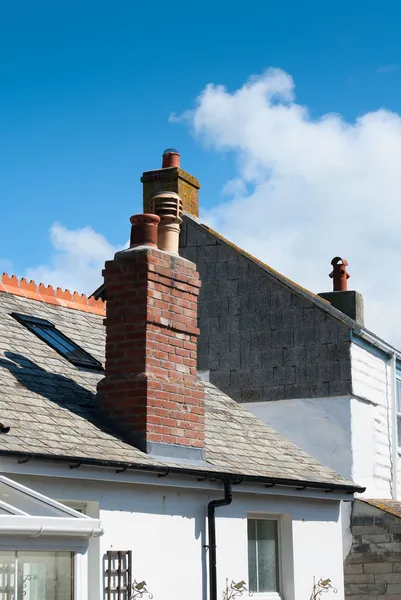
[97,204,205,460]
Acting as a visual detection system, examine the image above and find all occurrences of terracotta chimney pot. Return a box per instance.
[129,214,160,248]
[329,257,350,291]
[162,148,180,169]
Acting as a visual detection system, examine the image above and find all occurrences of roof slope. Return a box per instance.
[0,288,361,491]
[362,499,401,519]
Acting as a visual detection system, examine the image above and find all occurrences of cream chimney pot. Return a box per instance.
[151,191,183,254]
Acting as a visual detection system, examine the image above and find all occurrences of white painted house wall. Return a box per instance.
[246,397,353,481]
[350,343,393,498]
[247,342,398,502]
[1,468,348,600]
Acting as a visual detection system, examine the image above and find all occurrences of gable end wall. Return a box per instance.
[180,217,352,402]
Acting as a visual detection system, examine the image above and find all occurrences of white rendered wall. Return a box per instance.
[247,343,396,500]
[9,474,346,600]
[350,343,393,498]
[246,397,353,480]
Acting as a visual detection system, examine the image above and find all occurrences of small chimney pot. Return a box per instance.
[129,214,160,248]
[330,257,350,291]
[162,148,180,169]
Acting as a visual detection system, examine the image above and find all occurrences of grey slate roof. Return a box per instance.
[0,290,361,491]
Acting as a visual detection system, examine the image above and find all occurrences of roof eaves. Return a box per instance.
[0,449,364,495]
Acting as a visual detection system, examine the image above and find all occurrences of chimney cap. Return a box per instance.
[163,148,179,155]
[153,190,181,199]
[331,256,348,267]
[152,191,183,221]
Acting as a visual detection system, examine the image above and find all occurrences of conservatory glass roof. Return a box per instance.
[0,476,103,538]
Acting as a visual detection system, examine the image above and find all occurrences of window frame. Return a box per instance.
[0,549,75,600]
[247,515,282,600]
[11,313,103,371]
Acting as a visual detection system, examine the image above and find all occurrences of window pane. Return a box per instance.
[18,552,73,600]
[247,520,257,592]
[257,520,278,592]
[32,327,75,355]
[0,480,76,517]
[247,519,279,594]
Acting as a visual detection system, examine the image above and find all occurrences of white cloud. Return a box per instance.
[24,223,122,295]
[377,64,398,74]
[180,68,401,347]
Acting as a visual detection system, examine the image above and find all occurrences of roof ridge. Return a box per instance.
[0,273,106,316]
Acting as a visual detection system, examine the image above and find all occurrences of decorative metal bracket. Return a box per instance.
[312,577,338,599]
[131,580,153,600]
[224,579,252,600]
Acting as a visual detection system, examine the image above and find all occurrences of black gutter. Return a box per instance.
[0,449,365,494]
[208,478,232,600]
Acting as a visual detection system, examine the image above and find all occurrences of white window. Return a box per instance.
[397,378,401,448]
[247,518,280,596]
[0,550,73,600]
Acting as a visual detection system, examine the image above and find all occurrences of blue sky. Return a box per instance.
[2,0,401,342]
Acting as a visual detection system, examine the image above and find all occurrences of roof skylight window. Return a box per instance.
[11,313,103,370]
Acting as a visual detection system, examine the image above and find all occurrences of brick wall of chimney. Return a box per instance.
[97,245,205,454]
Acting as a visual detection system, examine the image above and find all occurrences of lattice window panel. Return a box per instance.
[105,551,132,600]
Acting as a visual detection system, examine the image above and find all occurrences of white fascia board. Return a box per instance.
[0,515,103,538]
[0,459,354,501]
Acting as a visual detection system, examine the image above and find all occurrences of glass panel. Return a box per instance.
[32,326,98,367]
[256,520,278,592]
[0,481,75,517]
[0,551,15,600]
[247,520,257,593]
[18,552,73,600]
[247,519,278,593]
[31,327,76,355]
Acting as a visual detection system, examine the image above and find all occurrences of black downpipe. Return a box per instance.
[207,478,233,600]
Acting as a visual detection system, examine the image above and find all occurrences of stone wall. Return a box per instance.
[345,500,401,599]
[180,216,353,403]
